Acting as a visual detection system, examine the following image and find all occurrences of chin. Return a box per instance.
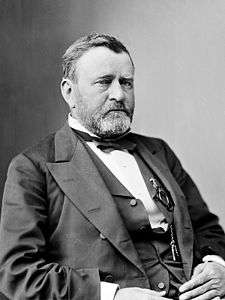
[98,120,131,138]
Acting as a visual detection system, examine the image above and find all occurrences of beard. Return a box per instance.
[91,110,132,138]
[75,100,134,139]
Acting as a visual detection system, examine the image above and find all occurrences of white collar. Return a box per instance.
[68,113,98,137]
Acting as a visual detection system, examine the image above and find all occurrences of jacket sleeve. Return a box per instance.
[161,140,225,262]
[0,154,100,300]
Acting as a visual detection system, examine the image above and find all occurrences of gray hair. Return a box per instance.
[62,33,133,81]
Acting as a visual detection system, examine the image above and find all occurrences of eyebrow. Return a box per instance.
[96,75,114,80]
[95,74,134,81]
[121,77,134,81]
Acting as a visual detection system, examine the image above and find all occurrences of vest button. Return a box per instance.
[157,282,165,289]
[129,199,137,207]
[104,274,114,282]
[100,233,106,240]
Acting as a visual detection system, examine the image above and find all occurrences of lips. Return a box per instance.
[106,109,129,116]
[109,109,126,112]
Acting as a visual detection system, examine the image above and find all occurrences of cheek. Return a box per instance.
[126,92,135,105]
[82,93,108,113]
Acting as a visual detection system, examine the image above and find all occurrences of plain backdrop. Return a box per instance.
[1,0,225,230]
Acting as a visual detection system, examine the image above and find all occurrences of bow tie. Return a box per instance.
[73,129,136,153]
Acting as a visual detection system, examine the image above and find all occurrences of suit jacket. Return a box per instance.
[0,123,225,300]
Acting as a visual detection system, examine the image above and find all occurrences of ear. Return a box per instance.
[60,78,76,108]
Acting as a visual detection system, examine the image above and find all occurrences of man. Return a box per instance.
[0,33,225,300]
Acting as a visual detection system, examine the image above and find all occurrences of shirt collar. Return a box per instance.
[68,113,98,138]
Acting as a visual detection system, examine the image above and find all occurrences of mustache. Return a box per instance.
[104,103,132,116]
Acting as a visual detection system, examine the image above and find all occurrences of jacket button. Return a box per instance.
[100,233,106,240]
[157,282,165,289]
[104,274,114,282]
[129,199,137,207]
[139,225,148,232]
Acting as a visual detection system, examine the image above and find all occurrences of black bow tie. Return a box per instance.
[73,129,136,153]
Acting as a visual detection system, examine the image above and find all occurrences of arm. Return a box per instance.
[160,141,225,299]
[0,154,100,300]
[161,140,225,261]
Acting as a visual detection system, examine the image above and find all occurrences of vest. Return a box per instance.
[83,141,186,299]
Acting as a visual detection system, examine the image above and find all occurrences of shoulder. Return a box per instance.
[129,132,169,154]
[130,132,183,172]
[23,132,56,162]
[8,123,75,175]
[8,131,57,177]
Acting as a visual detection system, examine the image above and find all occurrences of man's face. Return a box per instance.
[70,46,135,138]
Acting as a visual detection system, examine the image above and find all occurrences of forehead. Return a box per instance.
[76,46,134,79]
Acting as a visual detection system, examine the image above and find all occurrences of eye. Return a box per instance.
[96,79,112,86]
[120,79,133,89]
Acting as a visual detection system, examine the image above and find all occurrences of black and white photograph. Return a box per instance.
[0,1,225,299]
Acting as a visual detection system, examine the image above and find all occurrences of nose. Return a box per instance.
[109,81,125,102]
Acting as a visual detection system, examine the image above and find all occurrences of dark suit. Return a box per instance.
[0,123,224,300]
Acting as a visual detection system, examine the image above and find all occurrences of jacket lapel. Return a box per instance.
[46,124,145,274]
[134,138,194,279]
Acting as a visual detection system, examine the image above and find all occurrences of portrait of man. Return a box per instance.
[1,2,225,300]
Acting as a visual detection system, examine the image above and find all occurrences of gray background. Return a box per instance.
[1,0,225,232]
